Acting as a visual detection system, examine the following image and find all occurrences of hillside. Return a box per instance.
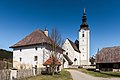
[0,49,13,69]
[0,49,13,60]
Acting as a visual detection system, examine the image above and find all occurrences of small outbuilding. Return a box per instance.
[96,46,120,72]
[43,56,61,74]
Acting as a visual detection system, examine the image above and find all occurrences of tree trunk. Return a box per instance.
[52,55,55,76]
[52,66,55,76]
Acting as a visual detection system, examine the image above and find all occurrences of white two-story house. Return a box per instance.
[10,29,63,70]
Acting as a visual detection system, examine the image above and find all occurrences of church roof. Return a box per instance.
[67,38,80,53]
[63,54,73,65]
[96,46,120,63]
[43,56,61,66]
[75,40,79,50]
[10,29,52,48]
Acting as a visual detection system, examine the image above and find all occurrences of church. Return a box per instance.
[10,8,90,70]
[62,8,90,68]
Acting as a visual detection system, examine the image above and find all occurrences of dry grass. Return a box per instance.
[78,68,120,78]
[19,69,73,80]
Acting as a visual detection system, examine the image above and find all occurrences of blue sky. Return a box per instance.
[0,0,120,56]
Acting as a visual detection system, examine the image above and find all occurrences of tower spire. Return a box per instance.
[80,8,89,30]
[84,7,86,14]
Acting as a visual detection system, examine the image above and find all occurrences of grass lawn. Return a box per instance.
[19,70,73,80]
[78,68,120,78]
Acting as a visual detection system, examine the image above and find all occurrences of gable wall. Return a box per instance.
[62,39,80,67]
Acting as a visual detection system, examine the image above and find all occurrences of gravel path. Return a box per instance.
[67,69,120,80]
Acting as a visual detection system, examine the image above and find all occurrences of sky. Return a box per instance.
[0,0,120,56]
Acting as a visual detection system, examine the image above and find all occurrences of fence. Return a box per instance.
[0,61,12,70]
[17,69,33,79]
[0,69,11,80]
[0,68,44,80]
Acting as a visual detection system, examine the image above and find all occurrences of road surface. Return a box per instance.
[67,69,119,80]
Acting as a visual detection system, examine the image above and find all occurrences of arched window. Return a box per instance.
[82,34,84,37]
[35,47,38,51]
[34,56,38,61]
[20,57,22,62]
[20,49,22,52]
[66,52,68,55]
[74,58,77,61]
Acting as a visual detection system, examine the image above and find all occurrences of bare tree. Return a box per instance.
[50,27,63,76]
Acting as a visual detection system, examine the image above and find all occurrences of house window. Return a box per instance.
[82,34,84,37]
[20,57,22,62]
[34,56,38,61]
[20,49,22,52]
[35,47,38,51]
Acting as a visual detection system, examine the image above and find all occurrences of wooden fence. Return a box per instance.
[0,70,11,80]
[0,68,44,80]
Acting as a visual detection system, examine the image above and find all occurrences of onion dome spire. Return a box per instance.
[80,8,89,30]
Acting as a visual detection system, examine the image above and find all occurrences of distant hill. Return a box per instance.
[0,49,13,60]
[0,49,13,69]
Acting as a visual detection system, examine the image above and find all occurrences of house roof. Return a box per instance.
[10,29,52,48]
[96,46,120,63]
[67,38,80,53]
[63,54,73,65]
[43,56,61,66]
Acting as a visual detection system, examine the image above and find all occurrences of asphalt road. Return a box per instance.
[67,69,120,80]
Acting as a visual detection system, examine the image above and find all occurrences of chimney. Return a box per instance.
[44,28,48,37]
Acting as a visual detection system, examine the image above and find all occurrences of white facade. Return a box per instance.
[13,45,48,69]
[79,29,90,65]
[13,45,63,69]
[62,8,90,67]
[11,29,64,70]
[62,39,80,68]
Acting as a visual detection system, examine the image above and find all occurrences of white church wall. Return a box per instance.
[63,39,74,61]
[73,51,80,65]
[63,57,69,68]
[79,29,90,65]
[62,39,80,68]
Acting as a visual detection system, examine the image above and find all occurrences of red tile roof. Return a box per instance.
[43,56,61,66]
[10,29,53,48]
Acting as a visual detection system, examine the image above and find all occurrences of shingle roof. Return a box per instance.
[10,29,52,48]
[67,38,80,53]
[43,56,61,66]
[96,46,120,63]
[63,54,73,65]
[75,40,79,50]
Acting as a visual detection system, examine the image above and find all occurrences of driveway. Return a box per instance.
[67,69,119,80]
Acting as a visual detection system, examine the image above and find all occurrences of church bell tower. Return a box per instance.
[79,8,90,65]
